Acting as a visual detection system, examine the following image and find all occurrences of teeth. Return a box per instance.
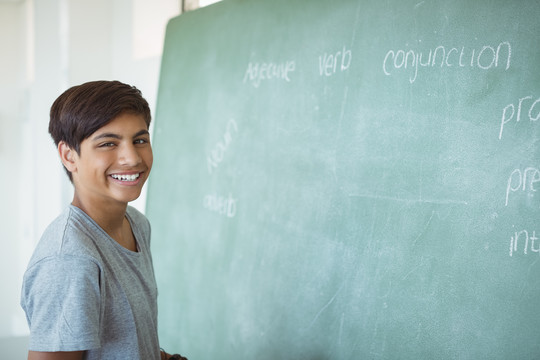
[111,173,140,181]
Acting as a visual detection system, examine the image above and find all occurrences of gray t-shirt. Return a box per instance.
[21,205,161,360]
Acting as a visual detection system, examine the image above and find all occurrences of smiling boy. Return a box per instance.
[20,81,184,360]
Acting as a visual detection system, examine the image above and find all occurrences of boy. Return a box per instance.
[20,81,185,360]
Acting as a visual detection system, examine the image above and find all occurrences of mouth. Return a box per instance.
[109,172,142,183]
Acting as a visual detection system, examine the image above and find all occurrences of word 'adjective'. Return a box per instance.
[509,228,540,256]
[499,95,540,139]
[505,167,540,206]
[243,60,296,88]
[318,45,352,76]
[383,41,511,83]
[203,192,237,218]
[207,119,238,174]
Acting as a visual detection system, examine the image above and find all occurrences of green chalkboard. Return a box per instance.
[146,0,540,358]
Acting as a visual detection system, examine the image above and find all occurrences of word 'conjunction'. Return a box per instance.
[383,41,511,83]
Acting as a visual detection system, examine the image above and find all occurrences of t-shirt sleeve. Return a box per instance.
[21,255,102,352]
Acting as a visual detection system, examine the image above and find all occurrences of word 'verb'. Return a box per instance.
[318,45,352,76]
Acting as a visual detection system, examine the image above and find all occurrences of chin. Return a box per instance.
[114,190,143,204]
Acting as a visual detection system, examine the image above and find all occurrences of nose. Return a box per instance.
[118,143,142,166]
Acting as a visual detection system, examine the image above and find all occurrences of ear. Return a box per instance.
[58,141,78,174]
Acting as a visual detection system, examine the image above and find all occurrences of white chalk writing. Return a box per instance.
[509,228,540,256]
[318,45,352,76]
[498,95,540,139]
[505,167,540,206]
[382,41,511,83]
[207,119,238,174]
[243,60,296,88]
[203,192,237,218]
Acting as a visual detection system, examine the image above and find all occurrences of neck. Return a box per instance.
[71,194,128,237]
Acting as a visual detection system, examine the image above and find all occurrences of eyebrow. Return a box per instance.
[92,129,150,141]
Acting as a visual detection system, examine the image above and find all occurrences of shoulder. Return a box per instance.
[126,206,152,250]
[27,206,104,268]
[126,205,151,232]
[126,205,147,222]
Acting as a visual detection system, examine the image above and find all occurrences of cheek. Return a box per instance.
[88,155,114,176]
[144,149,154,170]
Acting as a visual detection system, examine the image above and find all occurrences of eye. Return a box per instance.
[134,138,150,145]
[99,142,116,148]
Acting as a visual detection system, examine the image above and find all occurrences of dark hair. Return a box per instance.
[49,80,151,180]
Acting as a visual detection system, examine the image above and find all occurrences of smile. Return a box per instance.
[110,173,140,182]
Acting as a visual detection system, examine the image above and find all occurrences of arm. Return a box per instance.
[28,351,84,360]
[22,257,101,356]
[160,350,188,360]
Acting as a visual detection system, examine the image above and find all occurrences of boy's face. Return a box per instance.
[68,112,153,208]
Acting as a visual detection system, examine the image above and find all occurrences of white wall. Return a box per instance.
[0,0,28,340]
[0,0,181,353]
